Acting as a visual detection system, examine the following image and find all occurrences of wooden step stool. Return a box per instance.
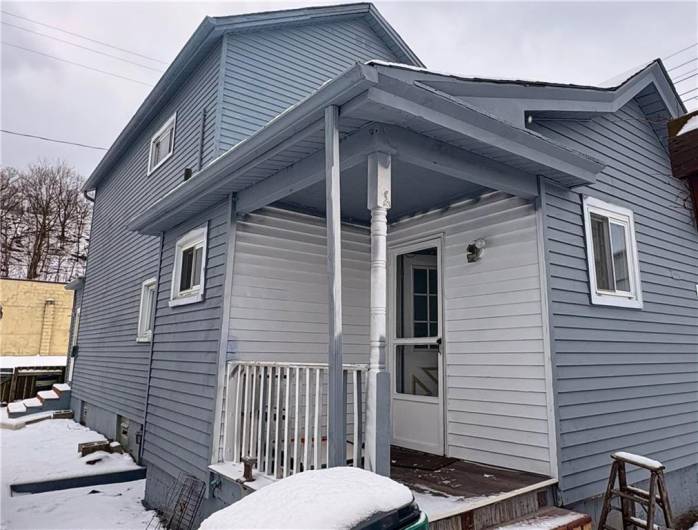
[598,452,673,530]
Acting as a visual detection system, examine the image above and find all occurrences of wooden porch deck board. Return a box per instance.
[391,446,550,499]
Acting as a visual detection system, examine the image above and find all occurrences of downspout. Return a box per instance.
[535,175,564,504]
[138,232,165,465]
[209,194,238,468]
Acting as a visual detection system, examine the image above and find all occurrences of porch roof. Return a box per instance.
[129,62,605,235]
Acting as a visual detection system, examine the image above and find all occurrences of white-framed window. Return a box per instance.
[137,278,157,342]
[148,113,176,175]
[170,225,207,307]
[583,196,643,308]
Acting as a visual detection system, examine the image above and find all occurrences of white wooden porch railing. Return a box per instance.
[222,360,367,479]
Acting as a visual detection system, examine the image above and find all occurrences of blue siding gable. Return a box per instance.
[532,97,698,505]
[217,17,398,151]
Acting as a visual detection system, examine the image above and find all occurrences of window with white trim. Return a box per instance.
[170,225,207,307]
[137,278,157,341]
[148,113,176,174]
[583,196,643,308]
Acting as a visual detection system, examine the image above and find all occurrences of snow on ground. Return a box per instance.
[1,417,154,530]
[690,522,698,530]
[200,466,414,530]
[3,480,153,530]
[1,418,139,486]
[0,355,67,369]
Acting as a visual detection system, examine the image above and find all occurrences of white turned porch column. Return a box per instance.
[365,151,392,476]
[325,105,346,468]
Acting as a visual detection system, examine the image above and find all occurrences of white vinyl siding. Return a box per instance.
[389,192,553,476]
[226,194,553,477]
[227,208,370,364]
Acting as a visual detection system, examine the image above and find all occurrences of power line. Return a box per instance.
[673,70,697,83]
[663,42,698,61]
[3,41,154,86]
[2,21,164,72]
[1,129,108,150]
[1,9,167,65]
[667,57,698,72]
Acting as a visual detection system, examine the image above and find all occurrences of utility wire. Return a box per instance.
[663,42,698,61]
[1,129,108,150]
[673,70,697,83]
[1,9,167,65]
[2,21,164,72]
[3,41,154,86]
[667,57,698,72]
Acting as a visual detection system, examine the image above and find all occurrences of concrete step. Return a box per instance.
[53,383,71,396]
[38,390,60,403]
[23,397,42,408]
[7,402,27,415]
[7,383,71,418]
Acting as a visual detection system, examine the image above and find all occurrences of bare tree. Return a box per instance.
[0,160,91,282]
[0,167,25,278]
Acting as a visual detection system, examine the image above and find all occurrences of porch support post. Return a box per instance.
[325,105,346,468]
[365,151,392,476]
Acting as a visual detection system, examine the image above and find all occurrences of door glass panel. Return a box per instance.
[395,250,439,339]
[413,268,427,294]
[413,294,428,321]
[396,345,439,396]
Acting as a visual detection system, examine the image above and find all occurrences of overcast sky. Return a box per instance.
[1,1,696,177]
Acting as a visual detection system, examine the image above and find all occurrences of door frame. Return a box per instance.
[387,234,446,455]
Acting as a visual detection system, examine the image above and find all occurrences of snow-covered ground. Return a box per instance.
[1,417,155,530]
[0,355,67,369]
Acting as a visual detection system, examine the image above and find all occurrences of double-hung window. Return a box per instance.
[148,113,176,174]
[137,278,157,342]
[170,225,207,307]
[583,196,642,308]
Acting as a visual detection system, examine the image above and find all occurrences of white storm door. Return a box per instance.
[390,240,444,455]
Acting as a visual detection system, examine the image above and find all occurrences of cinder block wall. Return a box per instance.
[0,279,73,356]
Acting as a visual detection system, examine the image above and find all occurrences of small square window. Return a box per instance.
[170,225,207,307]
[583,196,642,308]
[137,278,157,342]
[148,113,176,174]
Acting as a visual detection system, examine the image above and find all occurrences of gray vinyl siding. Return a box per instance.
[142,199,230,482]
[531,99,698,504]
[218,18,397,151]
[73,41,222,423]
[389,192,554,476]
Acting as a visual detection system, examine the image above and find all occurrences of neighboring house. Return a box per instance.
[71,3,698,526]
[0,278,73,358]
[0,278,72,401]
